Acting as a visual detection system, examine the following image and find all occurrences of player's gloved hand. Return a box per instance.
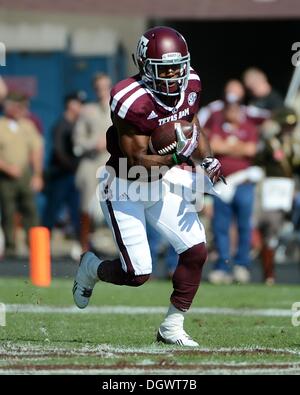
[172,123,199,166]
[201,156,224,184]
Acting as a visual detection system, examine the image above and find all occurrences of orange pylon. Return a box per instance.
[29,227,51,287]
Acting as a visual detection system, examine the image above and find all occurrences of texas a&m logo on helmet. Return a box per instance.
[137,36,149,59]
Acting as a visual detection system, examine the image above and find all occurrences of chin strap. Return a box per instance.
[131,53,137,67]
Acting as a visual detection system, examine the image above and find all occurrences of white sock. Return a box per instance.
[160,304,186,332]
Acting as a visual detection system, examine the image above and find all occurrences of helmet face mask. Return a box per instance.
[143,55,190,96]
[136,27,190,97]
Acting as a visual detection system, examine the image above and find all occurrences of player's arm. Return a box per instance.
[191,115,225,184]
[113,114,174,170]
[191,114,212,160]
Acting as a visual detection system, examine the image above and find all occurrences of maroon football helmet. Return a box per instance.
[135,26,190,96]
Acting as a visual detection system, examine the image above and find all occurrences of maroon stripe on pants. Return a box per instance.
[106,199,135,274]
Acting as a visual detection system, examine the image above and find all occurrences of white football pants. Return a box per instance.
[99,167,206,275]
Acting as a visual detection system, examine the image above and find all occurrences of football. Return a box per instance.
[149,120,194,155]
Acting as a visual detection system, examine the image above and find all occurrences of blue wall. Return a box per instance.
[1,49,126,166]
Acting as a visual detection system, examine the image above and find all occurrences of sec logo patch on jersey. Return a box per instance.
[188,92,197,106]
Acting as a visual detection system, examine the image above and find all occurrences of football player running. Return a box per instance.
[73,26,222,346]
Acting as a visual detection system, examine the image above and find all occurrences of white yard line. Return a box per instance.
[1,344,300,356]
[4,304,293,317]
[1,366,300,375]
[2,344,300,375]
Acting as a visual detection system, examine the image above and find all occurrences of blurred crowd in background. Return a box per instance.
[0,64,300,285]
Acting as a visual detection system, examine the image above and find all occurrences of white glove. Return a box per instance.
[172,123,199,165]
[201,157,223,184]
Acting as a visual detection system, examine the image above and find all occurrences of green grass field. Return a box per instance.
[0,277,300,375]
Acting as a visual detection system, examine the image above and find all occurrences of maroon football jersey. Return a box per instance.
[208,111,258,177]
[106,69,201,176]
